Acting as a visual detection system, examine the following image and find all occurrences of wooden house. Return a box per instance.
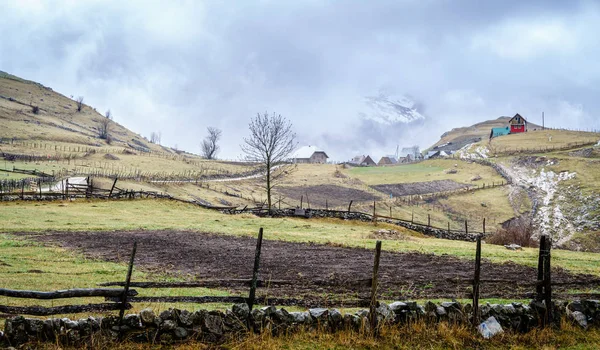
[378,156,398,166]
[291,146,329,164]
[509,113,527,133]
[350,155,376,167]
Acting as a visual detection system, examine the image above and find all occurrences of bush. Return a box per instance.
[31,105,39,114]
[487,216,538,247]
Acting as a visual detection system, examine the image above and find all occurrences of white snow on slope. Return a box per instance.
[360,94,425,125]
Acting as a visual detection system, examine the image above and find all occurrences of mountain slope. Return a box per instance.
[360,93,425,125]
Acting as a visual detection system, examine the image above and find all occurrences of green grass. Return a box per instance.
[1,199,599,276]
[345,159,504,186]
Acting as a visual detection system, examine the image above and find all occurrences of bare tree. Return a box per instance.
[150,131,162,144]
[98,109,112,142]
[76,96,84,112]
[201,127,222,159]
[241,112,297,212]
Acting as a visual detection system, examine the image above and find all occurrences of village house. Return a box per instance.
[377,155,398,166]
[291,145,329,164]
[350,155,376,167]
[490,113,528,139]
[509,113,527,133]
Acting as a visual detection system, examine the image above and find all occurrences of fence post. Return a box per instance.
[306,193,310,209]
[348,200,353,213]
[65,179,69,200]
[544,237,552,327]
[428,214,431,227]
[118,241,137,333]
[300,195,303,209]
[373,201,376,222]
[38,179,42,198]
[465,220,468,234]
[325,199,328,211]
[369,240,382,336]
[536,235,547,300]
[448,222,450,234]
[20,181,24,200]
[472,235,482,326]
[248,228,264,318]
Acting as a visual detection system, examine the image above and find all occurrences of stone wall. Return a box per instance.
[2,300,598,346]
[225,208,483,242]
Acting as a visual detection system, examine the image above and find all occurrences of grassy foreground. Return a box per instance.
[1,199,599,276]
[29,320,600,349]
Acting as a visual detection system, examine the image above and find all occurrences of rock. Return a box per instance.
[502,304,517,315]
[274,308,292,323]
[568,300,585,313]
[329,309,343,327]
[160,309,177,321]
[232,303,250,320]
[309,308,329,320]
[376,302,393,322]
[504,244,522,250]
[436,306,447,317]
[203,313,223,336]
[478,316,503,339]
[261,305,277,317]
[124,314,142,329]
[26,318,44,334]
[289,311,310,324]
[178,310,193,327]
[5,316,28,345]
[471,175,482,181]
[160,320,177,332]
[569,311,588,329]
[174,327,188,339]
[389,302,408,313]
[140,308,157,325]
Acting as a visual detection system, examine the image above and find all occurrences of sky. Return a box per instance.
[1,0,600,161]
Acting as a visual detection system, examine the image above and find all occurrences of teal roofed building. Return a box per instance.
[490,126,510,139]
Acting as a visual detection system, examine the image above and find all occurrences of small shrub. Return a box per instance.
[31,105,39,114]
[487,216,538,247]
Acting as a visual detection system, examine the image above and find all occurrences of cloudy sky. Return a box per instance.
[1,0,599,160]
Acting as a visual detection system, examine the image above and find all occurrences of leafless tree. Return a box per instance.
[241,112,297,212]
[150,131,162,144]
[201,127,222,159]
[98,109,112,142]
[76,96,84,112]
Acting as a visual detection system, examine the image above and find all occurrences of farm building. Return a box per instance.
[350,155,376,167]
[378,155,398,166]
[490,126,510,138]
[291,145,329,164]
[397,154,413,163]
[509,113,527,133]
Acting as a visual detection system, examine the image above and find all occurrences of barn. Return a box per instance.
[350,155,376,167]
[509,113,527,133]
[378,156,398,166]
[490,126,510,139]
[291,146,329,164]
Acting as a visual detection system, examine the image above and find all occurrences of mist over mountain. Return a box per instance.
[2,1,600,161]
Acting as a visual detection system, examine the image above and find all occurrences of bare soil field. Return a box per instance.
[373,179,472,197]
[275,184,379,208]
[16,230,598,306]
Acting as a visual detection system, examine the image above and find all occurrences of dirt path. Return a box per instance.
[16,230,598,305]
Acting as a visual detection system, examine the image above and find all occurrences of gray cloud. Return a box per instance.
[1,0,599,161]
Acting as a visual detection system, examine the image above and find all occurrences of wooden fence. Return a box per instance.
[2,228,595,333]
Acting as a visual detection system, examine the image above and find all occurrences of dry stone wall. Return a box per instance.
[2,300,598,346]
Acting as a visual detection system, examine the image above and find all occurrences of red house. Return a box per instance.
[509,113,527,133]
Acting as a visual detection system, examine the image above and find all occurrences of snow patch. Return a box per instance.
[456,143,489,159]
[361,94,425,125]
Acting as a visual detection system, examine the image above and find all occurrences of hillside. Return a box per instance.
[426,116,600,251]
[0,71,260,206]
[428,117,542,154]
[2,71,600,250]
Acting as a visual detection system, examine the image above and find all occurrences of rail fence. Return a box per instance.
[1,228,596,334]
